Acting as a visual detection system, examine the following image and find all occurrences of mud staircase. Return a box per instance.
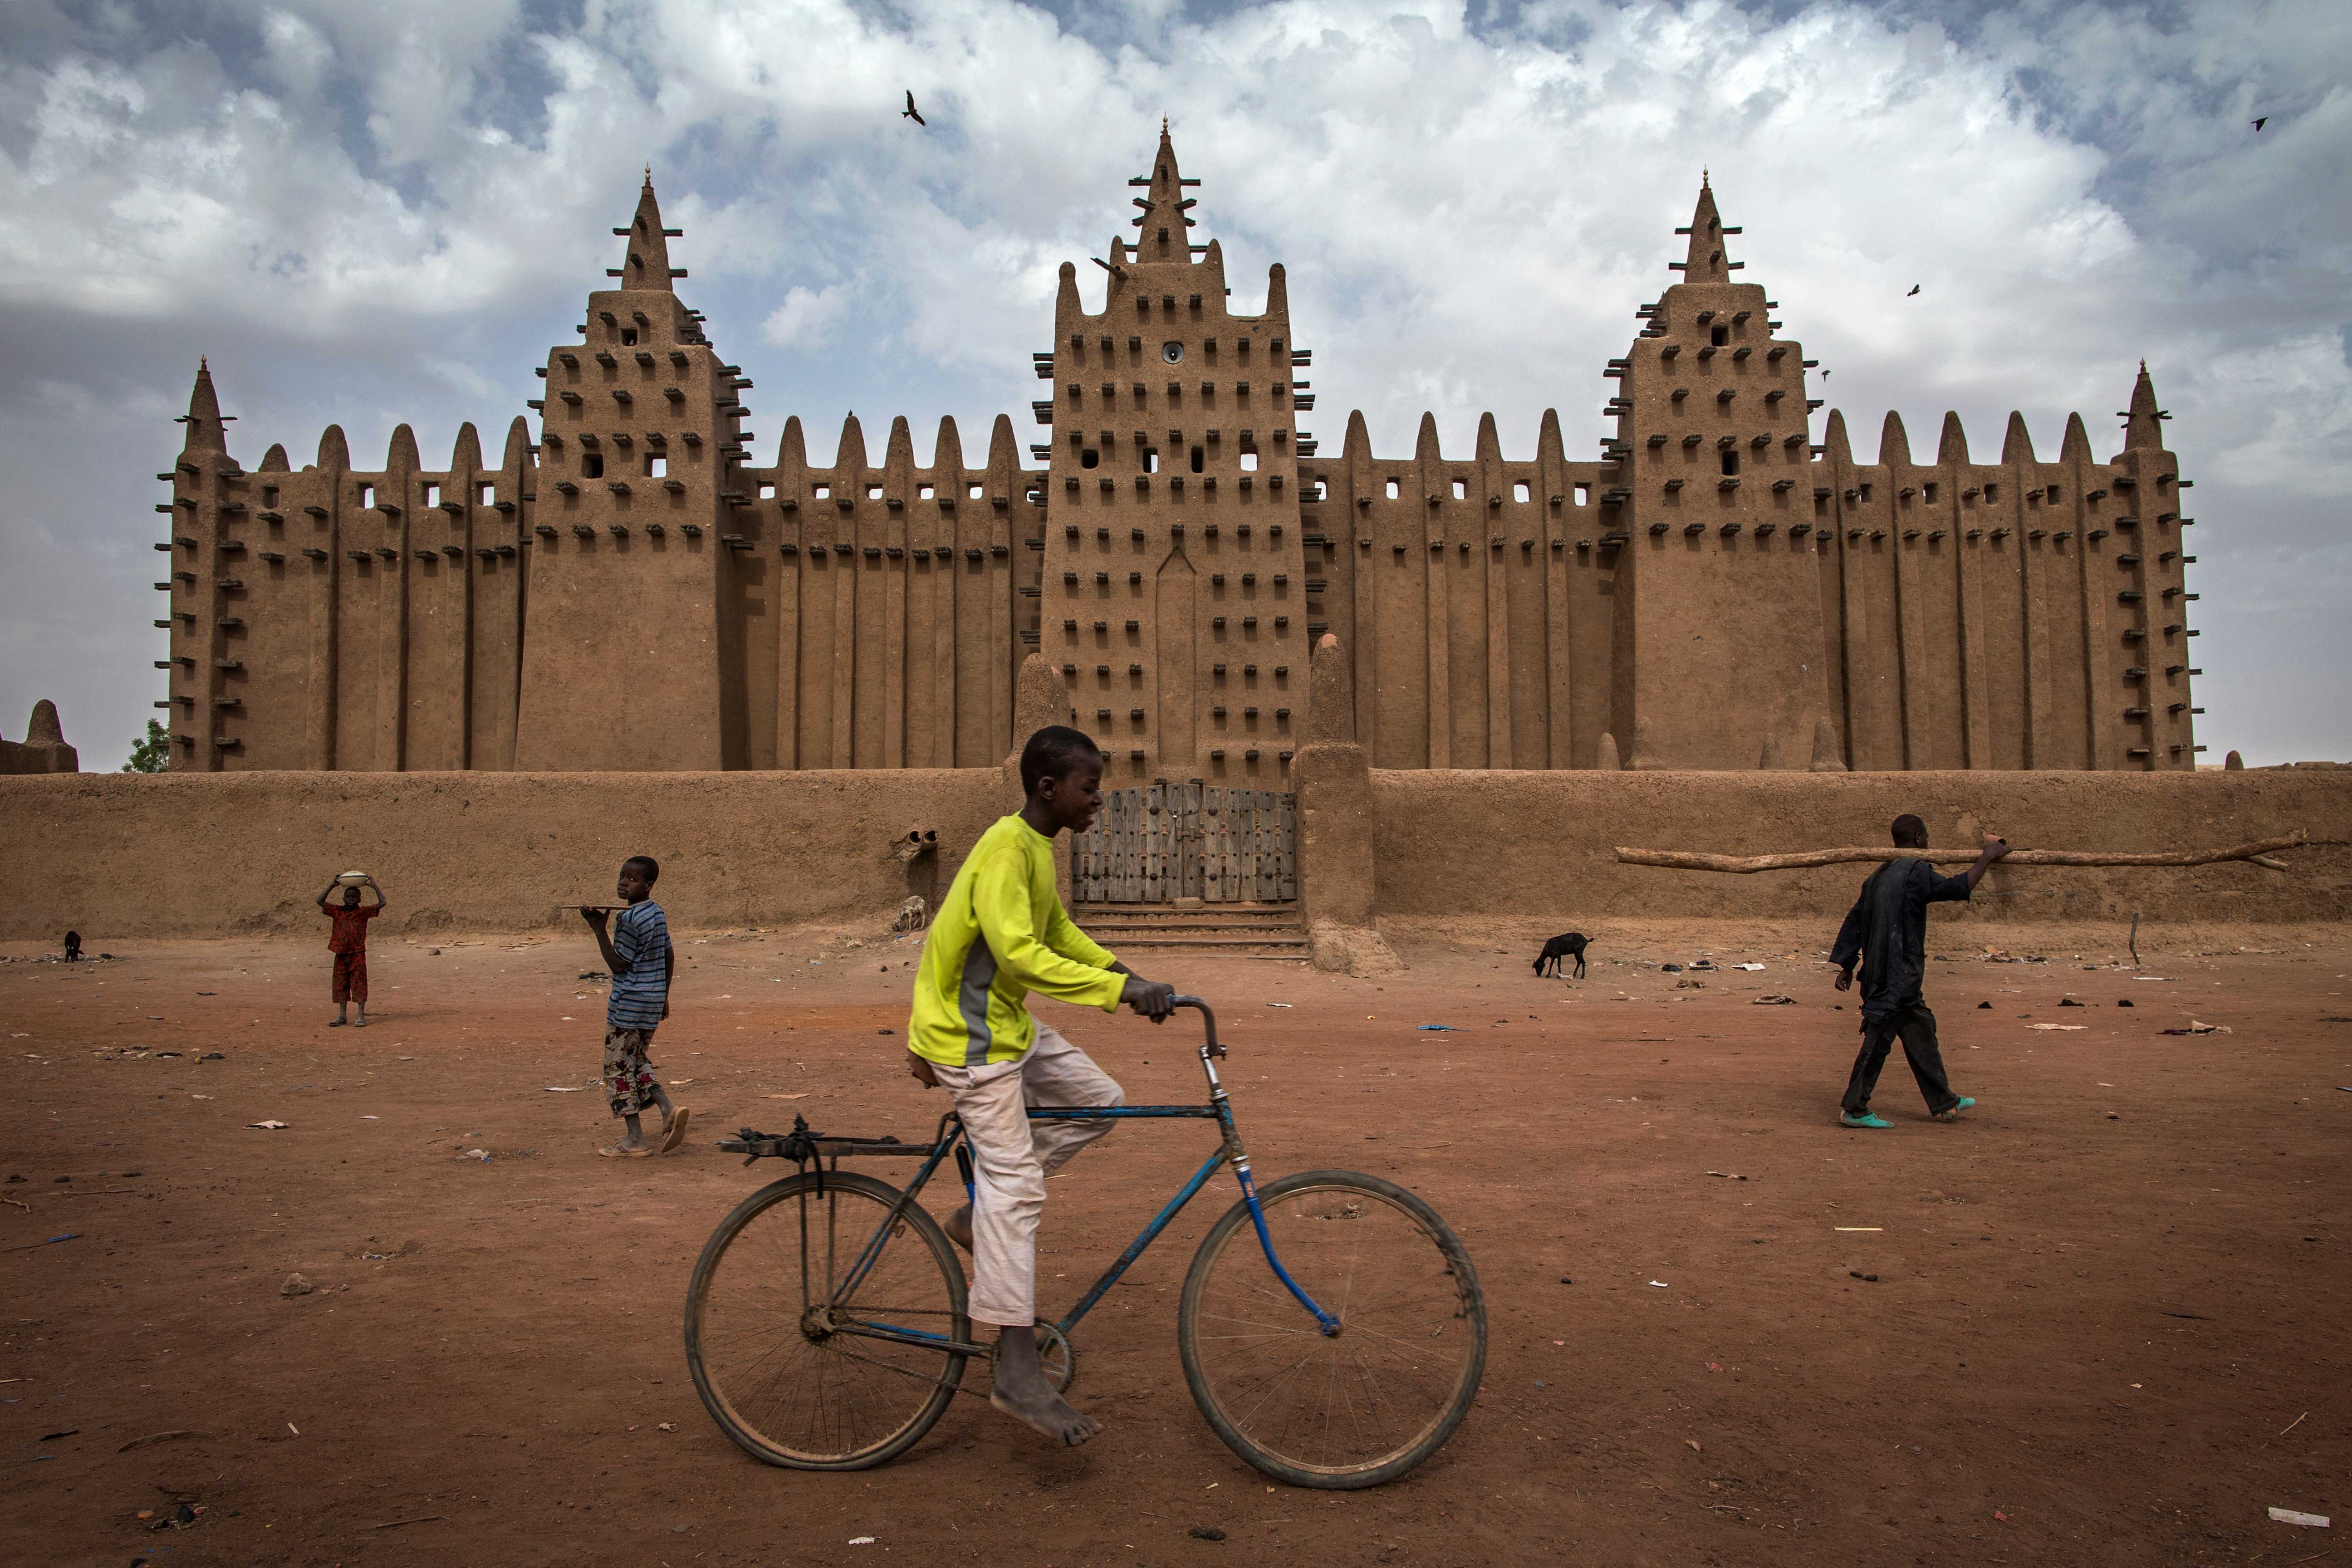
[1074,901,1308,959]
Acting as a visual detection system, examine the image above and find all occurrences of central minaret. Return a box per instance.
[1612,176,1833,768]
[514,175,748,769]
[1039,126,1308,783]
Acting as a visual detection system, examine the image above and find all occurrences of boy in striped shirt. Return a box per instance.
[905,726,1175,1446]
[582,855,686,1158]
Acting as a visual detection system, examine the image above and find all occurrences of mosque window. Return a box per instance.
[1923,483,1939,504]
[358,485,374,508]
[1190,447,1204,474]
[1451,479,1467,500]
[1385,479,1400,499]
[1143,449,1161,474]
[647,456,667,478]
[1082,449,1100,469]
[1575,484,1590,507]
[581,453,604,479]
[1514,483,1530,503]
[813,485,830,499]
[1710,325,1729,346]
[1721,450,1739,476]
[620,328,638,346]
[479,484,495,505]
[1240,451,1259,473]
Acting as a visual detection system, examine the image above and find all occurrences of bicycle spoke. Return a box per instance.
[690,1175,965,1468]
[1182,1177,1485,1483]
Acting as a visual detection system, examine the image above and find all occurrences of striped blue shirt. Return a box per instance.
[607,900,671,1030]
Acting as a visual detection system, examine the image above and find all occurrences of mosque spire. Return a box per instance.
[1125,121,1200,265]
[611,171,684,291]
[1673,174,1740,285]
[2121,359,2168,450]
[177,357,228,454]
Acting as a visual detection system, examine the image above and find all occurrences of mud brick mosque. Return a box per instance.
[152,128,2202,777]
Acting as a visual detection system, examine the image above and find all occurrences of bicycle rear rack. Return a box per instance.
[722,1113,948,1166]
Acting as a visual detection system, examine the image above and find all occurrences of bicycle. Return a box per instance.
[685,996,1487,1488]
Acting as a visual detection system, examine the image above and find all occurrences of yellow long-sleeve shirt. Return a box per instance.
[906,814,1123,1067]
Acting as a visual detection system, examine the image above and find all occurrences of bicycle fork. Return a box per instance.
[1198,1030,1342,1338]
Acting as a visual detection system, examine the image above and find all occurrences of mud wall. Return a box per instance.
[1370,769,2352,924]
[0,770,1011,941]
[5,768,2346,942]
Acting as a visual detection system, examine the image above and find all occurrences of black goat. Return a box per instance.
[1534,931,1588,979]
[62,930,82,963]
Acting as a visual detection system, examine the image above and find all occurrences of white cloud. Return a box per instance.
[0,0,2346,764]
[760,280,860,349]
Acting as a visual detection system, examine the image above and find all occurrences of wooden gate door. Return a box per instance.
[1073,781,1295,905]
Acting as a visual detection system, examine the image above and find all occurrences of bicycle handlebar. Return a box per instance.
[1170,995,1221,1056]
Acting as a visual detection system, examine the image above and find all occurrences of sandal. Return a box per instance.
[598,1144,654,1159]
[659,1107,692,1155]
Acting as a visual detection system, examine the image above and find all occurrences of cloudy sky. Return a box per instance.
[1,0,2344,769]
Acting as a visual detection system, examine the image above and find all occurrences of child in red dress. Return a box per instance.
[315,875,387,1027]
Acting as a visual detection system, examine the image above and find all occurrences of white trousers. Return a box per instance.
[931,1020,1122,1328]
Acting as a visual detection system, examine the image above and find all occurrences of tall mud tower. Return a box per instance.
[1613,177,1830,769]
[514,176,748,770]
[1039,127,1310,783]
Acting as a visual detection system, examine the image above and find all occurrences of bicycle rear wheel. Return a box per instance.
[686,1170,969,1469]
[1177,1170,1485,1489]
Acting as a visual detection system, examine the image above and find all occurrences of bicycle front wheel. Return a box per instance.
[1177,1170,1486,1488]
[685,1170,969,1470]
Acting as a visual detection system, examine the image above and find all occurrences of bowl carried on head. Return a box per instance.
[335,870,372,888]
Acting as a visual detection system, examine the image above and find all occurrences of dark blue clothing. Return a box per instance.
[607,900,671,1030]
[1829,858,1972,1024]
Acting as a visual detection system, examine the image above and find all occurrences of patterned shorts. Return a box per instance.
[604,1026,660,1118]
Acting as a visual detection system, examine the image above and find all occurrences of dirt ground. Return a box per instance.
[3,913,2347,1567]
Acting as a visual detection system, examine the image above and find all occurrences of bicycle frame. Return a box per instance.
[778,997,1338,1362]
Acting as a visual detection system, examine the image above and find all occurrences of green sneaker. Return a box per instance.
[1934,1096,1976,1122]
[1840,1111,1890,1129]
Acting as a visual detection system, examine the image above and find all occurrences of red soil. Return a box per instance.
[2,916,2346,1566]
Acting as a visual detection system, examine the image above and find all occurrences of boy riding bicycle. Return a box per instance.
[904,725,1176,1447]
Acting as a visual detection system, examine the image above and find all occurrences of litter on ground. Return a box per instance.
[2267,1507,2329,1529]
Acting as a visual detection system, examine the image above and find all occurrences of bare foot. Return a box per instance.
[944,1203,973,1253]
[991,1326,1099,1446]
[990,1379,1100,1447]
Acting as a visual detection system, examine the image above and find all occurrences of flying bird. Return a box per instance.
[903,91,926,127]
[1907,284,1921,296]
[2252,116,2267,131]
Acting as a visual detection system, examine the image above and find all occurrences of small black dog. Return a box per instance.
[62,930,81,963]
[1534,931,1588,980]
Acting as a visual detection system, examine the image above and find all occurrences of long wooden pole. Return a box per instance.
[1614,832,2324,876]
